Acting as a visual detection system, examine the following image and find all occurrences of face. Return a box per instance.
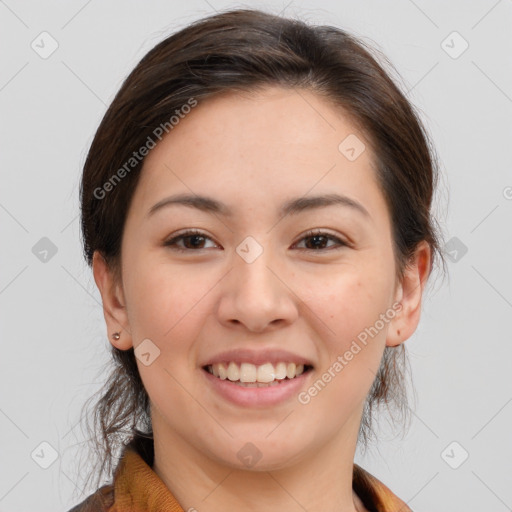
[94,85,429,472]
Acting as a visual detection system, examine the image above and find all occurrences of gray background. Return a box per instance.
[1,1,511,511]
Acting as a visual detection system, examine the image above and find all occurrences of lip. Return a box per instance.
[200,348,314,368]
[201,365,313,407]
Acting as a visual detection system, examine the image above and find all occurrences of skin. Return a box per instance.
[93,85,430,512]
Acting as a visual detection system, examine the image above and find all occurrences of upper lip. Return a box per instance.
[201,348,314,368]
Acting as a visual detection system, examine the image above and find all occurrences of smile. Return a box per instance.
[201,362,313,407]
[204,361,311,386]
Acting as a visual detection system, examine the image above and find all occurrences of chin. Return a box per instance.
[204,435,308,472]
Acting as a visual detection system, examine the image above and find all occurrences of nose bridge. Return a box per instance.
[218,237,297,330]
[236,244,278,299]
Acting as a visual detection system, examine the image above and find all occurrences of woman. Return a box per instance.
[69,7,445,511]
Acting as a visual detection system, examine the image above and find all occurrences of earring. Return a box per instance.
[112,332,121,341]
[397,329,401,336]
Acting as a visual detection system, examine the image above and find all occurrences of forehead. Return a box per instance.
[132,86,387,224]
[147,86,366,163]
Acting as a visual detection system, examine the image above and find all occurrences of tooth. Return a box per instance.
[218,363,228,380]
[275,362,287,379]
[240,362,257,383]
[227,361,240,381]
[256,363,275,382]
[211,361,307,382]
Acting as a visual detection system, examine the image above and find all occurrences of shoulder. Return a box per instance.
[353,463,412,512]
[66,435,150,512]
[66,484,115,512]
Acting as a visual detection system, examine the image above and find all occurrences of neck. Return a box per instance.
[151,408,366,512]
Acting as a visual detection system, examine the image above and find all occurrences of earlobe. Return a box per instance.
[109,330,131,350]
[386,241,431,347]
[92,250,133,350]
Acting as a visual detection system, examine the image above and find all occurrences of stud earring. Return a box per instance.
[112,332,121,341]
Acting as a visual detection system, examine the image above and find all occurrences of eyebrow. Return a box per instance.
[147,192,371,219]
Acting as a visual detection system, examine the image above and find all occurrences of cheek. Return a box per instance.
[296,271,391,421]
[123,253,210,342]
[122,255,223,405]
[303,260,393,365]
[123,258,212,409]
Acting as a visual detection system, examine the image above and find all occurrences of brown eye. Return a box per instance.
[164,230,218,252]
[294,230,348,251]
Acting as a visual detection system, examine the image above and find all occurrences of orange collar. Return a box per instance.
[110,448,183,512]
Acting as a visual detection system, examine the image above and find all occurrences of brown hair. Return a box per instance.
[78,7,446,492]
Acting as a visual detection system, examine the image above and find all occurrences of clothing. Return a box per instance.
[68,435,411,512]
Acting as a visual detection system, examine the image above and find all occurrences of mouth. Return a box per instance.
[202,361,314,387]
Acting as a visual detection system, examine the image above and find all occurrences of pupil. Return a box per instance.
[187,235,204,248]
[307,235,326,249]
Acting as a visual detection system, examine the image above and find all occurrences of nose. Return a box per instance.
[216,246,299,333]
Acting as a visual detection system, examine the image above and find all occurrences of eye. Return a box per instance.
[163,229,219,252]
[163,229,349,253]
[293,229,348,251]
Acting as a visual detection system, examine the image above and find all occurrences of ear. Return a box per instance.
[386,240,431,347]
[92,250,133,350]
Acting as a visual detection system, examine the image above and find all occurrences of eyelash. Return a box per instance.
[163,229,349,253]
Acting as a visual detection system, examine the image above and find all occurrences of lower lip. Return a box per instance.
[201,367,312,407]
